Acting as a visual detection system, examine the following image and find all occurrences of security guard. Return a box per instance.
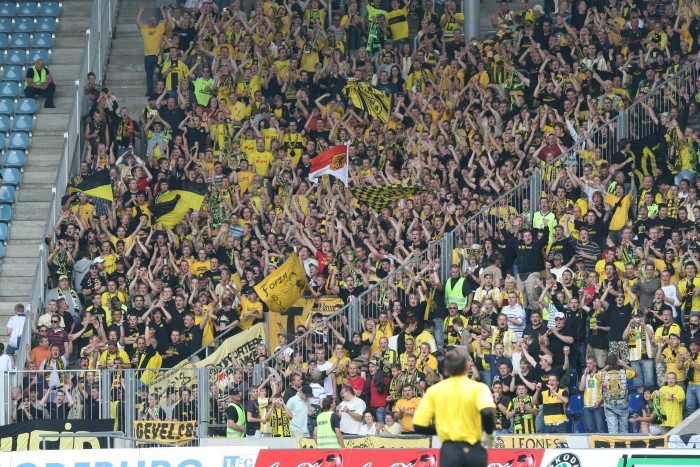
[225,388,246,438]
[313,397,344,448]
[413,347,496,467]
[24,58,56,108]
[444,265,471,312]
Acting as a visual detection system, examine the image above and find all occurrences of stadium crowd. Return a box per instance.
[4,0,700,439]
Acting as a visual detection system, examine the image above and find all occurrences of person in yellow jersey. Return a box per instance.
[413,347,496,467]
[136,5,166,95]
[657,372,685,432]
[313,397,345,448]
[386,0,410,44]
[579,356,606,433]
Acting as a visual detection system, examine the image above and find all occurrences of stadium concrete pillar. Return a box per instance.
[464,0,480,39]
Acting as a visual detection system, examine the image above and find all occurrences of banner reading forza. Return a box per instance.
[133,421,197,445]
[297,436,431,449]
[0,419,114,451]
[150,323,266,398]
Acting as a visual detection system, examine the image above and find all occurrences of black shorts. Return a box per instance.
[440,441,486,467]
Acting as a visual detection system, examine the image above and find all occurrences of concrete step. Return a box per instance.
[0,257,42,277]
[17,187,53,202]
[21,171,60,187]
[3,243,41,259]
[111,85,147,97]
[51,48,88,64]
[29,136,65,149]
[34,114,72,133]
[109,54,145,65]
[8,221,48,241]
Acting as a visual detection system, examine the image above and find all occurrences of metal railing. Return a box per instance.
[16,0,119,374]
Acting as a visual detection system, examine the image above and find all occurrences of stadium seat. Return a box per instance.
[0,204,11,222]
[0,222,7,242]
[568,369,578,395]
[0,2,14,17]
[2,65,24,82]
[0,242,5,259]
[17,2,38,17]
[0,98,13,115]
[0,17,11,34]
[15,98,36,114]
[0,132,6,150]
[0,33,7,48]
[0,82,18,98]
[36,18,57,32]
[565,393,584,433]
[12,114,33,132]
[0,185,16,204]
[32,32,54,48]
[28,49,49,65]
[628,393,644,433]
[9,33,30,49]
[13,17,35,33]
[0,115,10,132]
[2,150,25,168]
[7,132,28,150]
[39,2,61,18]
[4,49,28,66]
[0,168,20,186]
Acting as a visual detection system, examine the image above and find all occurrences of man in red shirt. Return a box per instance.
[345,361,366,398]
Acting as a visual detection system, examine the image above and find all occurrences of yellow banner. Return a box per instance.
[133,421,197,445]
[269,297,344,350]
[298,436,431,449]
[494,435,567,449]
[254,253,308,313]
[589,435,668,448]
[149,323,266,398]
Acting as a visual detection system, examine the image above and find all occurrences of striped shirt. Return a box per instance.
[582,372,602,408]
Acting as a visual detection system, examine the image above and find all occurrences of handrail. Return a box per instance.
[17,0,119,371]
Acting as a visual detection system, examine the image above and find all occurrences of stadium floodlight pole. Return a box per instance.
[463,0,480,40]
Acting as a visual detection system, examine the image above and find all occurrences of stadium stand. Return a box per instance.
[1,0,700,442]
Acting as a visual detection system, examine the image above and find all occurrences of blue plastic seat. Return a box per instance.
[9,33,30,49]
[0,2,15,17]
[2,150,25,168]
[0,18,11,34]
[32,32,53,48]
[0,204,11,222]
[0,222,7,242]
[0,186,16,204]
[0,133,6,149]
[628,392,644,433]
[28,49,49,65]
[565,393,584,433]
[15,98,36,114]
[36,18,57,33]
[0,115,10,132]
[17,2,38,17]
[13,18,35,33]
[2,65,23,82]
[0,168,20,186]
[0,242,5,258]
[4,49,28,66]
[7,132,28,150]
[0,33,7,48]
[12,114,33,132]
[568,369,579,395]
[0,82,18,98]
[0,98,13,115]
[39,2,61,17]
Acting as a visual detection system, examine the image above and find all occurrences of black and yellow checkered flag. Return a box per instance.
[350,184,431,210]
[343,79,391,123]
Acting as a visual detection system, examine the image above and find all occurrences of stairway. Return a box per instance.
[0,0,93,331]
[104,0,149,120]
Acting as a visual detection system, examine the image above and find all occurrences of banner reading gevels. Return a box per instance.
[134,421,197,445]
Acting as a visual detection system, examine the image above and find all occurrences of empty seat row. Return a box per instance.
[1,149,25,168]
[0,81,49,99]
[0,17,58,33]
[0,2,61,18]
[1,48,50,65]
[0,97,37,114]
[0,114,33,132]
[0,32,54,49]
[0,132,29,150]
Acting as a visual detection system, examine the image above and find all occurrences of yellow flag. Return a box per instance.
[254,252,308,313]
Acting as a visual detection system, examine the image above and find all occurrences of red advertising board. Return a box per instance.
[254,449,440,467]
[487,449,545,467]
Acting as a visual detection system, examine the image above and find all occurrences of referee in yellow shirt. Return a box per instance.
[413,347,496,466]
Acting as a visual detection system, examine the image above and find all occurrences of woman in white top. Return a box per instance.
[0,343,14,372]
[358,411,378,436]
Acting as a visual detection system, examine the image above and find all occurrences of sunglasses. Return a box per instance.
[555,317,564,321]
[51,320,59,324]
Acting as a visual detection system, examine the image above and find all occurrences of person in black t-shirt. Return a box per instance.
[172,387,198,422]
[162,329,189,367]
[80,385,102,419]
[39,388,74,419]
[215,298,240,338]
[182,313,204,354]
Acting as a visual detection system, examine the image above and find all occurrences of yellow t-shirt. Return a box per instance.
[190,259,211,277]
[393,397,422,432]
[247,150,274,176]
[386,7,409,41]
[140,23,165,56]
[238,296,263,330]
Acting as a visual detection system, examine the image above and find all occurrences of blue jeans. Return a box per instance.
[535,408,544,433]
[494,428,510,436]
[373,406,386,424]
[574,342,587,376]
[479,370,492,387]
[604,403,629,434]
[675,170,696,187]
[583,406,607,433]
[630,359,655,390]
[144,55,157,95]
[541,422,567,433]
[433,318,444,353]
[687,384,700,413]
